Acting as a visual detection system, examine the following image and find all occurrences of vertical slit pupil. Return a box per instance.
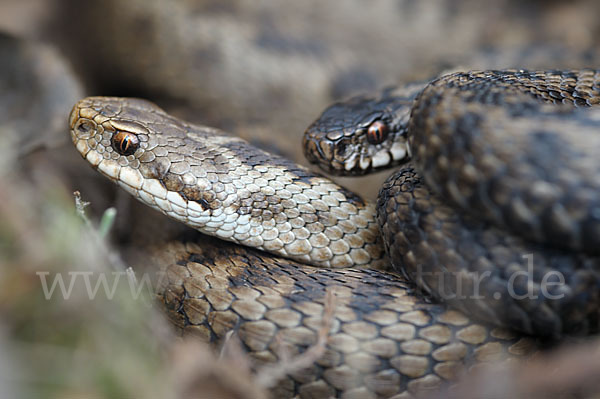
[112,131,140,156]
[367,121,388,144]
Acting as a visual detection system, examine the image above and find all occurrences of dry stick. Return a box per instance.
[220,331,255,378]
[255,288,337,388]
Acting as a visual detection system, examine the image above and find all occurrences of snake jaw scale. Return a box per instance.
[97,158,120,179]
[119,167,144,190]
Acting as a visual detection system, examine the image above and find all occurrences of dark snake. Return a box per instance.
[70,70,600,398]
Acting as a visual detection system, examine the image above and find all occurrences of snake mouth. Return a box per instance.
[303,132,399,176]
[306,133,410,176]
[303,133,361,176]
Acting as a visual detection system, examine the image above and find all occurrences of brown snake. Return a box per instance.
[70,70,600,398]
[305,70,600,339]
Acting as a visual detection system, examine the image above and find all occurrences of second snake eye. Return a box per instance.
[112,131,140,156]
[366,120,389,145]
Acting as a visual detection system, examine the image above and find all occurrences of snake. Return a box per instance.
[69,69,600,398]
[304,69,600,338]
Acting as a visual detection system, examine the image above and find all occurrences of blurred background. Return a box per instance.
[2,0,600,398]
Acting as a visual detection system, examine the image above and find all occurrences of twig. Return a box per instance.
[220,331,254,377]
[255,288,336,388]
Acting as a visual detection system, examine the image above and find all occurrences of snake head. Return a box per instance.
[70,97,158,178]
[70,96,385,268]
[303,86,419,176]
[69,96,216,224]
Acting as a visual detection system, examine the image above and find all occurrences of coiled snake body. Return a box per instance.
[70,70,600,398]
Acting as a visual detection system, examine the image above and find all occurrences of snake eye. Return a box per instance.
[112,131,140,156]
[366,121,388,145]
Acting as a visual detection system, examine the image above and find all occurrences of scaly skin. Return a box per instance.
[304,69,600,338]
[69,96,384,269]
[70,95,539,398]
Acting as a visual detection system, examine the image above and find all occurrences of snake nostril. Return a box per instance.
[336,138,350,158]
[74,119,96,139]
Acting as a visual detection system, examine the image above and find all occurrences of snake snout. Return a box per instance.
[302,127,346,175]
[68,103,80,130]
